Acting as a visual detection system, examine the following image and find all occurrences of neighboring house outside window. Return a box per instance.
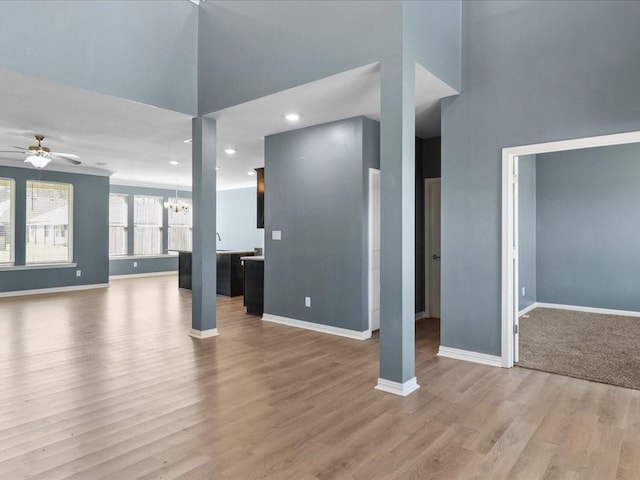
[25,181,73,264]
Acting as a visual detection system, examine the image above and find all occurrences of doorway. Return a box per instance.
[501,130,640,368]
[425,178,441,318]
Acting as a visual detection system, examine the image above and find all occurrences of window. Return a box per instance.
[168,198,192,251]
[134,195,162,255]
[109,194,128,256]
[26,181,73,264]
[0,178,14,265]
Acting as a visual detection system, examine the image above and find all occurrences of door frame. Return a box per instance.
[501,130,640,368]
[368,168,381,333]
[425,178,441,318]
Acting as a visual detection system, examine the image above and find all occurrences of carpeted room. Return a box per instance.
[516,142,640,390]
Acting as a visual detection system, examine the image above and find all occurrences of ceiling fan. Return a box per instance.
[0,135,81,169]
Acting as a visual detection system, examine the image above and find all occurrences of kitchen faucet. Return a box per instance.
[216,232,221,241]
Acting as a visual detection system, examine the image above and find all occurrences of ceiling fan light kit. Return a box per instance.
[25,153,51,169]
[2,134,81,170]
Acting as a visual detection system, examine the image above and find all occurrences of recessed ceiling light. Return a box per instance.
[247,171,256,176]
[285,113,300,122]
[169,161,179,165]
[224,148,236,155]
[184,139,192,144]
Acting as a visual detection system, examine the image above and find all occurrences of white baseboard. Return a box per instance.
[518,302,539,316]
[415,311,426,321]
[0,283,110,298]
[437,346,503,368]
[188,328,219,339]
[261,313,371,340]
[110,271,178,280]
[535,302,640,318]
[375,377,420,397]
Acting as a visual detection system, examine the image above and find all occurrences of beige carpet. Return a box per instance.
[518,307,640,390]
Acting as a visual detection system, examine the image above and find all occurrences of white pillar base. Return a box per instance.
[374,377,420,397]
[188,328,219,339]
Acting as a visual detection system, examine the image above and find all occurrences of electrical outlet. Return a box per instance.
[272,230,282,240]
[522,287,526,297]
[76,270,81,277]
[133,261,138,268]
[305,296,311,307]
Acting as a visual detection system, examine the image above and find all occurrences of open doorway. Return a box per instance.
[502,131,640,388]
[425,178,441,319]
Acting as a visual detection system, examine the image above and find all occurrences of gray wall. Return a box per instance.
[0,0,198,115]
[197,1,460,114]
[404,1,461,92]
[441,0,640,356]
[518,155,536,311]
[0,166,109,292]
[109,184,192,276]
[217,187,264,251]
[537,144,640,311]
[264,116,379,332]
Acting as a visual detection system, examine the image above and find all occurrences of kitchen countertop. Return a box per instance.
[178,250,255,255]
[241,256,264,261]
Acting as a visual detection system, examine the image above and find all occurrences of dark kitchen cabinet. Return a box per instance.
[256,167,264,229]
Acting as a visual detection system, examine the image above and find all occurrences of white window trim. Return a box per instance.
[0,262,78,271]
[0,177,15,266]
[25,180,73,265]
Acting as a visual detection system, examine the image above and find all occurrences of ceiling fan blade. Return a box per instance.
[50,152,80,160]
[0,150,26,154]
[12,145,28,150]
[50,154,81,165]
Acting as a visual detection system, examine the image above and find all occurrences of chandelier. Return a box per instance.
[164,191,190,214]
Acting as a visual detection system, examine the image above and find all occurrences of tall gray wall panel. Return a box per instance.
[264,117,378,332]
[441,0,640,356]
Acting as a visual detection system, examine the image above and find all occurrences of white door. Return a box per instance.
[426,179,441,318]
[369,169,381,331]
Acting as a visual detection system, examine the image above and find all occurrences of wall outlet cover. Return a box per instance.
[305,296,311,307]
[133,261,138,267]
[76,270,81,277]
[272,230,282,240]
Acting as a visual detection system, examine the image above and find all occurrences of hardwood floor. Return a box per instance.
[1,275,639,479]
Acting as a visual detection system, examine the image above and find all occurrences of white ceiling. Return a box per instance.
[0,63,455,189]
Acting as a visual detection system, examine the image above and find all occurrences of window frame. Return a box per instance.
[133,195,163,256]
[0,177,15,266]
[108,193,129,257]
[25,180,73,265]
[167,197,192,252]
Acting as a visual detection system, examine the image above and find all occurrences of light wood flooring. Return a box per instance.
[1,275,640,479]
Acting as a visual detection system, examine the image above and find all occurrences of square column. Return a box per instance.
[376,56,418,396]
[190,116,219,339]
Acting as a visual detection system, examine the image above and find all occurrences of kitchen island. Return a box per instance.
[178,250,255,296]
